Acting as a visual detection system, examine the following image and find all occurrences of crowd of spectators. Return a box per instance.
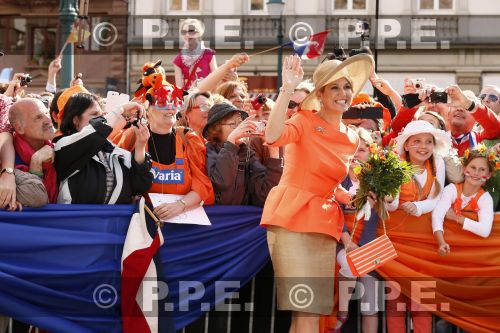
[0,17,500,333]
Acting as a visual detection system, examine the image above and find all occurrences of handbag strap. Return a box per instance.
[345,205,387,253]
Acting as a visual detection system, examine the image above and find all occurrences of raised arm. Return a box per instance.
[371,74,402,114]
[0,132,16,209]
[197,53,249,93]
[265,55,304,143]
[46,57,62,93]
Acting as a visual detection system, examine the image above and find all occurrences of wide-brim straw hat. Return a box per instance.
[301,54,374,111]
[395,120,452,157]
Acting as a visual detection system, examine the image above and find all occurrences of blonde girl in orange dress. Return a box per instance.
[261,54,374,333]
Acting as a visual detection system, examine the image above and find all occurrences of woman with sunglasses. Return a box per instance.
[285,81,314,119]
[177,91,213,137]
[173,18,217,91]
[115,84,215,221]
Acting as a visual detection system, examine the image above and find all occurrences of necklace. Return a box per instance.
[148,127,167,195]
[181,43,204,67]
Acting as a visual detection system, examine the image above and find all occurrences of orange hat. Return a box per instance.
[351,92,391,132]
[57,85,90,121]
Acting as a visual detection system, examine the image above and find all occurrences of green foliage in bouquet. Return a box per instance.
[351,143,417,220]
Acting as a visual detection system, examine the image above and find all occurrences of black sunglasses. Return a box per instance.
[181,29,198,35]
[288,100,300,109]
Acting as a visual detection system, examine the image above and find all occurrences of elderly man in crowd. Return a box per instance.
[5,98,58,209]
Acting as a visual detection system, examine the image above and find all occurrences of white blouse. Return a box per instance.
[432,183,494,238]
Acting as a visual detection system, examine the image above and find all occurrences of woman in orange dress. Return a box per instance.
[114,83,214,220]
[261,54,374,332]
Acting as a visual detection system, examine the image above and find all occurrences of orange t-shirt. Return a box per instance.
[260,110,359,240]
[112,127,214,204]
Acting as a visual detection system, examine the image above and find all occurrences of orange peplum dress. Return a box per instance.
[260,110,359,240]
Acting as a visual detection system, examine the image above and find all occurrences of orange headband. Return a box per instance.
[57,85,89,121]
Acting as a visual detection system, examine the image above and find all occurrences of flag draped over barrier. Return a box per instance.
[339,211,500,333]
[0,204,269,333]
[0,205,499,333]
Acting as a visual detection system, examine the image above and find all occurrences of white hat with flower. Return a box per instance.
[395,120,451,157]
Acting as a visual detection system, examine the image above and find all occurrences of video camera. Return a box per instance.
[325,47,348,61]
[324,21,371,62]
[350,21,371,56]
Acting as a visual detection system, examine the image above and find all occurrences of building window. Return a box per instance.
[419,0,453,10]
[333,0,366,10]
[250,0,265,11]
[31,27,56,66]
[0,18,26,55]
[169,0,200,11]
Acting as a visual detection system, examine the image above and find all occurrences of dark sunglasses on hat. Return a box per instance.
[479,94,499,103]
[288,100,300,109]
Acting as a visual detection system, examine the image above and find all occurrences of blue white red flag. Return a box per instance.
[288,30,330,59]
[121,198,165,333]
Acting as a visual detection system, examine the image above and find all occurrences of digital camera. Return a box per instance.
[407,78,426,94]
[19,74,32,87]
[255,121,266,134]
[251,94,267,111]
[429,91,448,104]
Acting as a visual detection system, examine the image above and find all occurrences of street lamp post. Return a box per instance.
[60,0,78,88]
[277,19,284,89]
[267,0,285,91]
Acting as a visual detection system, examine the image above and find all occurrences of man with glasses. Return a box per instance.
[479,85,500,115]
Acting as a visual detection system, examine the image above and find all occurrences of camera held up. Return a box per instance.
[19,74,32,87]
